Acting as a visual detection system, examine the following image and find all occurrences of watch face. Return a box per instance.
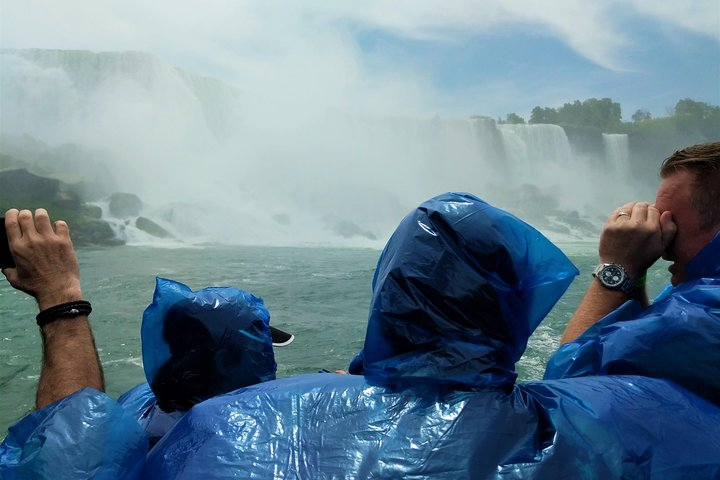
[599,265,625,287]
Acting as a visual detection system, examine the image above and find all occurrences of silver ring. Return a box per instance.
[617,211,630,217]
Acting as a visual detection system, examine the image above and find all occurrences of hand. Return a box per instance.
[598,202,671,280]
[659,210,678,259]
[2,209,83,310]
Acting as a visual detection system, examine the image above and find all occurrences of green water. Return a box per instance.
[0,243,672,434]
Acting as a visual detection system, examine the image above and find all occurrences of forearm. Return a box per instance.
[561,201,669,344]
[3,208,106,409]
[37,315,105,409]
[34,281,104,409]
[560,281,648,344]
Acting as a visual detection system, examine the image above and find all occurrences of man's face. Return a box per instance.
[655,169,718,285]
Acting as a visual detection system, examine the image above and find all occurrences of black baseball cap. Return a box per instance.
[270,326,294,347]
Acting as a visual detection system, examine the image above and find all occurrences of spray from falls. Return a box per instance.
[0,49,633,246]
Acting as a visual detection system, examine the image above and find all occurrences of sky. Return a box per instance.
[1,0,719,121]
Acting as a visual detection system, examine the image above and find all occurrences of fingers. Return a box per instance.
[5,209,67,240]
[16,209,37,240]
[630,202,651,220]
[2,266,18,286]
[646,204,660,225]
[5,209,21,241]
[2,211,19,283]
[600,201,664,277]
[54,220,70,239]
[610,202,658,226]
[33,208,54,235]
[614,202,652,220]
[1,208,81,307]
[610,202,636,221]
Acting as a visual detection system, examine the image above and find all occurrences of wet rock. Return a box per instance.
[136,216,173,239]
[109,193,143,218]
[323,214,377,241]
[0,168,60,203]
[72,219,123,246]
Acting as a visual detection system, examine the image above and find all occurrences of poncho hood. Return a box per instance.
[352,192,578,389]
[141,277,277,411]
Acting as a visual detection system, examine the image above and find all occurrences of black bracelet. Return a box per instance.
[36,300,93,327]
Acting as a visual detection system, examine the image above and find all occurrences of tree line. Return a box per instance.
[499,98,719,141]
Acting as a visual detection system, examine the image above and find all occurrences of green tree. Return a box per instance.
[673,98,720,138]
[556,100,583,125]
[504,113,526,124]
[632,109,652,123]
[557,98,621,130]
[529,106,558,124]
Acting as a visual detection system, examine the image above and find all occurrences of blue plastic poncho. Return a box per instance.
[119,277,277,438]
[0,277,281,478]
[142,277,276,410]
[0,388,147,479]
[142,193,720,479]
[348,192,578,388]
[544,232,720,405]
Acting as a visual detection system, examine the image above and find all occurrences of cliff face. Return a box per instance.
[0,168,121,246]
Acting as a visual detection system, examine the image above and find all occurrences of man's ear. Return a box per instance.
[659,210,677,251]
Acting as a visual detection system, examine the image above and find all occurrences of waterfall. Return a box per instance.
[0,48,623,245]
[498,124,572,165]
[1,49,226,144]
[602,133,631,176]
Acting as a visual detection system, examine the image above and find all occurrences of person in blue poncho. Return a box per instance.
[118,277,294,448]
[1,208,104,410]
[0,208,293,477]
[0,208,147,479]
[546,141,720,405]
[142,192,720,479]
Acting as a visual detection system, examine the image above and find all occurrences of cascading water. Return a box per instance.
[496,123,574,189]
[0,48,633,245]
[498,124,572,164]
[602,133,631,177]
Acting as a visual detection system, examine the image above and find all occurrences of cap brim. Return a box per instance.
[270,326,294,347]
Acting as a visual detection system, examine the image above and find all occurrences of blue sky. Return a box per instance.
[1,0,718,121]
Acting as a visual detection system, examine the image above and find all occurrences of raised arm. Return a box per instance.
[560,202,676,344]
[2,208,104,408]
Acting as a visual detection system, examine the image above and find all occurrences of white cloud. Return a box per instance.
[0,0,716,118]
[302,0,716,70]
[629,0,720,40]
[2,1,716,72]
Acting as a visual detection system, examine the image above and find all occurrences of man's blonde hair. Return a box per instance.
[660,141,720,230]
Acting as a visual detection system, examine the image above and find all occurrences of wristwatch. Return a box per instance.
[592,263,637,296]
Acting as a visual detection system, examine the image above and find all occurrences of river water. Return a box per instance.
[0,243,671,434]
